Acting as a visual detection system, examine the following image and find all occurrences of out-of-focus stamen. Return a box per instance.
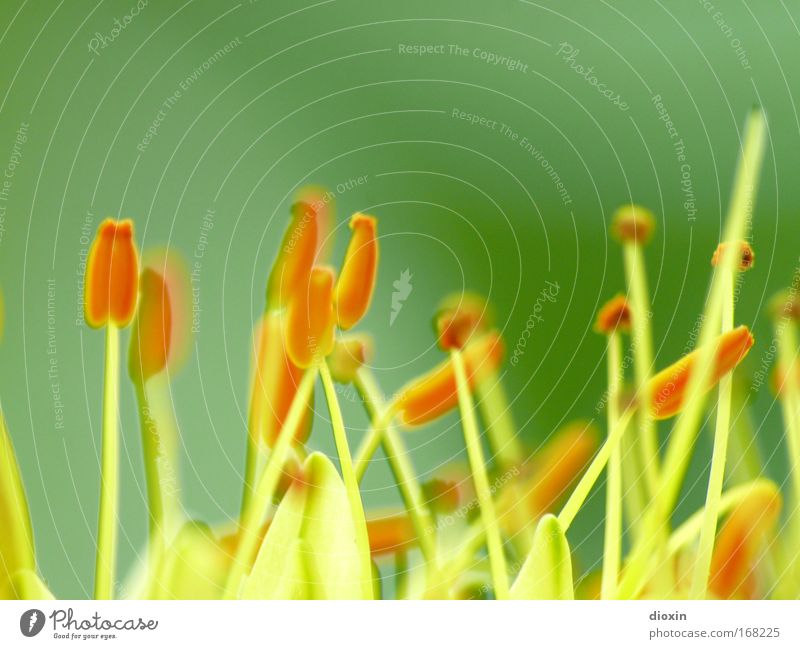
[335,213,378,330]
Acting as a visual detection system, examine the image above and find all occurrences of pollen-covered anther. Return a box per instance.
[84,218,139,328]
[435,292,492,350]
[709,482,781,599]
[286,265,337,369]
[328,334,374,384]
[648,325,754,420]
[267,202,319,309]
[396,331,505,427]
[251,312,314,447]
[594,295,632,335]
[610,204,656,245]
[335,213,378,330]
[711,241,755,271]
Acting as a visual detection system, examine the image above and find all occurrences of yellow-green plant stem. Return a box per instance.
[624,242,659,498]
[726,379,763,485]
[619,423,648,541]
[451,349,509,600]
[601,331,623,599]
[135,373,183,594]
[667,480,775,561]
[240,417,260,520]
[440,523,486,584]
[319,362,373,593]
[395,550,409,599]
[558,406,634,532]
[776,322,800,529]
[690,270,735,599]
[94,324,120,600]
[354,369,438,565]
[353,387,396,484]
[241,319,268,519]
[617,107,766,600]
[474,368,524,473]
[0,410,35,583]
[223,368,316,599]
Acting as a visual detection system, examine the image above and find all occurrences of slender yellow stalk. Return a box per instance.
[354,407,392,483]
[558,406,634,531]
[0,409,35,595]
[135,382,164,546]
[94,324,120,600]
[135,373,183,596]
[319,362,373,594]
[619,421,648,540]
[240,419,259,519]
[224,368,316,599]
[354,368,438,566]
[618,107,766,600]
[726,380,763,485]
[667,480,775,560]
[474,368,524,473]
[690,270,735,598]
[601,331,623,599]
[451,349,509,599]
[395,550,409,600]
[624,243,659,496]
[776,322,800,526]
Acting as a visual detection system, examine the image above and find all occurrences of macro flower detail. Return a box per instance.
[84,218,139,328]
[434,292,492,350]
[335,213,378,330]
[5,108,797,604]
[648,325,754,420]
[396,331,504,426]
[285,266,337,368]
[328,334,373,384]
[594,294,632,334]
[711,241,755,270]
[267,202,319,309]
[129,269,172,384]
[250,312,313,447]
[610,204,655,245]
[709,482,781,599]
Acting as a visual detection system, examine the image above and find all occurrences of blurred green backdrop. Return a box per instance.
[1,0,799,597]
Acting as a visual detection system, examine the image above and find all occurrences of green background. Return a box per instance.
[1,0,798,597]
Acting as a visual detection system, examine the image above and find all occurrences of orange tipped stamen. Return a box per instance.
[250,312,313,447]
[649,326,754,420]
[128,269,172,383]
[267,202,319,309]
[711,241,755,271]
[528,421,600,514]
[328,334,374,384]
[594,295,632,335]
[610,204,655,245]
[295,185,335,262]
[286,266,336,368]
[396,332,505,427]
[709,484,781,599]
[84,218,139,328]
[366,510,417,556]
[435,292,492,351]
[335,213,378,330]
